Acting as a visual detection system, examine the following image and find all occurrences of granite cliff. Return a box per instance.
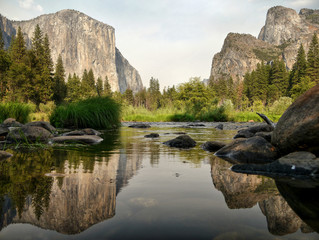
[210,6,319,82]
[0,9,143,93]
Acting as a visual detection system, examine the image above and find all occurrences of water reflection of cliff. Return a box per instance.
[0,150,143,234]
[210,156,314,236]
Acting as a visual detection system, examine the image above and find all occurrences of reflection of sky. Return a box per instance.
[1,0,319,89]
[0,126,318,239]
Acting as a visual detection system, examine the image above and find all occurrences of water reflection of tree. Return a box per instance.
[0,150,54,219]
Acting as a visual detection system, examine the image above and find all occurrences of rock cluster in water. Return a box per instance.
[215,84,319,179]
[0,119,103,160]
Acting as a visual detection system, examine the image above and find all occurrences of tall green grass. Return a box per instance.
[0,102,35,123]
[50,97,121,129]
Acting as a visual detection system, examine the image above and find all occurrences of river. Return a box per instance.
[0,123,318,240]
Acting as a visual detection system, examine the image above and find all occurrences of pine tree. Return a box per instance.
[268,59,289,103]
[53,55,66,104]
[81,69,96,98]
[307,33,319,84]
[0,28,4,50]
[43,34,54,74]
[66,73,82,102]
[289,44,307,97]
[103,75,112,96]
[0,27,11,100]
[32,24,43,60]
[96,77,103,96]
[10,27,26,63]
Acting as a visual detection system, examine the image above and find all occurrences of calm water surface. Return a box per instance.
[0,124,318,240]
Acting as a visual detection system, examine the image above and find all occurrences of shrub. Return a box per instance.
[0,102,34,123]
[50,97,121,129]
[199,106,228,122]
[268,97,293,115]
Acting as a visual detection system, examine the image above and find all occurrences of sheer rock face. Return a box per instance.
[210,6,319,82]
[210,33,279,82]
[0,10,143,93]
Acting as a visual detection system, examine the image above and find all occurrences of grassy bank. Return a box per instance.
[50,97,121,129]
[121,105,282,123]
[0,102,35,123]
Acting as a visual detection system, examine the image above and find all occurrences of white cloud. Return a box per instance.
[18,0,43,12]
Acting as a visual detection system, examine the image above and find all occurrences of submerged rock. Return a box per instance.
[51,135,103,144]
[128,123,151,128]
[231,152,319,178]
[215,136,278,164]
[0,151,13,160]
[144,133,159,138]
[163,135,196,149]
[272,84,319,155]
[201,141,226,152]
[215,124,224,130]
[62,128,102,136]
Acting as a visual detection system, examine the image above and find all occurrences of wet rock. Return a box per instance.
[25,121,56,133]
[144,133,159,138]
[62,128,102,136]
[201,141,226,152]
[0,126,9,137]
[128,123,151,128]
[175,132,186,135]
[233,129,255,139]
[233,124,272,139]
[186,123,205,127]
[272,84,319,155]
[51,135,103,144]
[2,118,23,127]
[255,131,272,142]
[231,152,319,178]
[0,151,13,160]
[82,128,102,136]
[163,135,196,149]
[7,126,53,143]
[215,124,224,130]
[215,136,278,164]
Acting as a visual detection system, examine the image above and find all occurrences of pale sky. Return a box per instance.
[0,0,319,89]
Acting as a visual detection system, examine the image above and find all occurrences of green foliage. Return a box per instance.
[0,102,34,123]
[268,97,292,115]
[66,73,82,102]
[306,33,319,84]
[50,96,121,129]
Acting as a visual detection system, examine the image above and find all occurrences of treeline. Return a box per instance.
[0,25,112,106]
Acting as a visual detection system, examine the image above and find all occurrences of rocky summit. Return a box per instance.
[0,9,143,93]
[210,6,319,82]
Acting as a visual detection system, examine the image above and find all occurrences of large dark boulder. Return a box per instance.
[231,152,319,178]
[201,141,226,152]
[7,126,53,143]
[215,136,278,164]
[0,126,9,137]
[272,84,319,155]
[163,135,196,149]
